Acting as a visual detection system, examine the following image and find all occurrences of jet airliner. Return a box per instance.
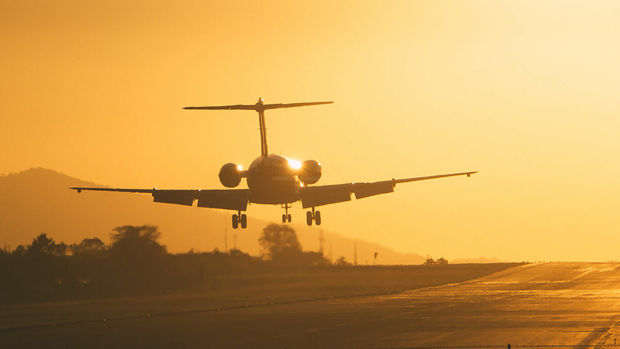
[71,98,477,229]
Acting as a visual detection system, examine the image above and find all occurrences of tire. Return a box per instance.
[306,211,313,226]
[315,211,321,225]
[240,214,247,229]
[282,214,286,223]
[287,214,292,223]
[232,214,239,229]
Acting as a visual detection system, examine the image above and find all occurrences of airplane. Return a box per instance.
[71,98,477,229]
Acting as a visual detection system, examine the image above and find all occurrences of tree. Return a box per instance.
[334,256,351,266]
[109,225,166,261]
[27,233,67,257]
[424,257,448,265]
[258,224,302,263]
[13,245,26,256]
[70,237,105,256]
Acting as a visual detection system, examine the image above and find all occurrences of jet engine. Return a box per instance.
[219,163,242,187]
[298,160,322,184]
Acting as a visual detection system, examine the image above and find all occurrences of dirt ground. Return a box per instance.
[5,263,619,348]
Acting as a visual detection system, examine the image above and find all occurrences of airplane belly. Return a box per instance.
[247,174,300,204]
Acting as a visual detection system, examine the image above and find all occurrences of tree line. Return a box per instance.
[0,223,339,304]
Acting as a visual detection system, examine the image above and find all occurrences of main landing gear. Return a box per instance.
[281,203,292,223]
[232,210,247,229]
[306,207,321,226]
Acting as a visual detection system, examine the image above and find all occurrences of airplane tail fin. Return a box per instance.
[184,98,333,157]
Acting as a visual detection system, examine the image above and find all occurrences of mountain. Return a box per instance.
[0,168,426,264]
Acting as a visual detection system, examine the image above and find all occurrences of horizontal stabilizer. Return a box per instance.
[183,101,333,111]
[183,104,258,110]
[263,101,333,110]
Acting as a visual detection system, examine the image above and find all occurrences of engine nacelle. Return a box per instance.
[219,163,241,188]
[298,160,322,184]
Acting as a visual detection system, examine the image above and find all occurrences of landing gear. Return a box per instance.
[232,211,247,229]
[281,203,292,223]
[306,207,321,226]
[240,213,247,228]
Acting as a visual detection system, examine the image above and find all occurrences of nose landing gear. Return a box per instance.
[232,210,247,229]
[306,207,321,226]
[281,203,292,223]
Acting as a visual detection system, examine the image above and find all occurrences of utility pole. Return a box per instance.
[318,230,325,256]
[329,241,333,263]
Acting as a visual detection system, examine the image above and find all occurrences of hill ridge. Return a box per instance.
[0,167,426,264]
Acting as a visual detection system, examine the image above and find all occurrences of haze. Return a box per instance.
[1,0,619,262]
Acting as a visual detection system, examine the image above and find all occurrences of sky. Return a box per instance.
[1,0,619,262]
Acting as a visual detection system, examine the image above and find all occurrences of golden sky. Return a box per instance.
[2,0,619,261]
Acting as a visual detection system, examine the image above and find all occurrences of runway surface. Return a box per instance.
[4,262,620,348]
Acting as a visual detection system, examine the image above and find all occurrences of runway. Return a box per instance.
[4,263,620,348]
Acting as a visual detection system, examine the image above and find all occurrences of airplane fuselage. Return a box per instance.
[246,154,301,205]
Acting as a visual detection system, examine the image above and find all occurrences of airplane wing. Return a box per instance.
[69,187,250,211]
[299,171,477,209]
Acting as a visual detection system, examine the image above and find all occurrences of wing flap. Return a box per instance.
[197,189,249,211]
[300,184,352,209]
[299,171,476,208]
[71,187,249,211]
[353,181,394,199]
[153,190,196,206]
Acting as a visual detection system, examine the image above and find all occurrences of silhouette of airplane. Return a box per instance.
[71,98,477,229]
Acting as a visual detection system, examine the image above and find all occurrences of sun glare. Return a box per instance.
[287,158,302,170]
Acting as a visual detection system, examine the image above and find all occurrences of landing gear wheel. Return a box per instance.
[315,211,321,225]
[281,203,293,224]
[232,214,239,229]
[306,211,313,226]
[240,214,247,229]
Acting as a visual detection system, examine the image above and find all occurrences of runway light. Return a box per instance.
[287,159,302,170]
